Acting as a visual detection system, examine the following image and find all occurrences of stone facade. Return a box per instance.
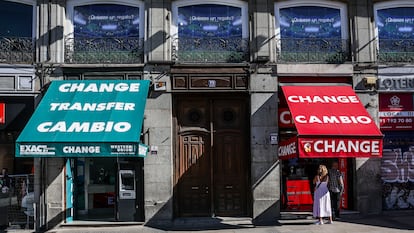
[1,0,413,231]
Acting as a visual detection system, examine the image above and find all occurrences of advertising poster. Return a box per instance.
[381,132,414,210]
[177,4,242,38]
[379,93,414,131]
[74,4,140,37]
[377,7,414,39]
[279,6,341,38]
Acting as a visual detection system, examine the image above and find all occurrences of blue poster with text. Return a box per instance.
[74,4,140,37]
[280,6,341,39]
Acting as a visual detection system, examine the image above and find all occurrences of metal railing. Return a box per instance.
[0,174,34,230]
[275,38,349,63]
[172,37,249,63]
[378,39,414,63]
[65,36,144,64]
[0,37,34,64]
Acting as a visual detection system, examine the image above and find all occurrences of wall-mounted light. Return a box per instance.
[364,76,377,87]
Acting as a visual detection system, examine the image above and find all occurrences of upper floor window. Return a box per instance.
[375,1,414,63]
[65,0,144,64]
[0,0,35,64]
[275,0,349,63]
[172,0,249,63]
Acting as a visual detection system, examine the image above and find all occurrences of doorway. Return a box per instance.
[68,157,144,221]
[173,95,250,217]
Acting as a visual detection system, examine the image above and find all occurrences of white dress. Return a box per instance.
[313,177,332,218]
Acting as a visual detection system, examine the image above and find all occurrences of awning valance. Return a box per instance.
[16,80,150,157]
[279,85,383,159]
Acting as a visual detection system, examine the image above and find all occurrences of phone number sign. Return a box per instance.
[379,93,414,131]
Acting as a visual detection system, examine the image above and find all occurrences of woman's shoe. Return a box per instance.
[314,221,324,225]
[327,221,333,224]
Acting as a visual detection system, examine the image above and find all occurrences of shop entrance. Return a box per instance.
[280,156,353,212]
[174,95,250,217]
[67,157,144,221]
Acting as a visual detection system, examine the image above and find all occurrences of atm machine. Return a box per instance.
[117,160,143,221]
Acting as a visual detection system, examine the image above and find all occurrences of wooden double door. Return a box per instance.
[174,95,249,217]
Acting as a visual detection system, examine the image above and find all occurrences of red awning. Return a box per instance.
[280,85,383,158]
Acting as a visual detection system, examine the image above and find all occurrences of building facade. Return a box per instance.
[0,0,413,230]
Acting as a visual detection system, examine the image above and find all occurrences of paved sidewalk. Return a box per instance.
[2,212,413,233]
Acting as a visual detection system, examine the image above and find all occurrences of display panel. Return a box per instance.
[377,7,414,39]
[279,6,341,39]
[379,93,414,131]
[381,132,414,210]
[74,4,140,37]
[0,1,33,37]
[177,4,242,38]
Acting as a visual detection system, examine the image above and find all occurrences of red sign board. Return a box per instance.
[297,138,383,158]
[338,158,348,209]
[278,136,297,160]
[0,103,4,124]
[281,86,383,158]
[379,93,414,131]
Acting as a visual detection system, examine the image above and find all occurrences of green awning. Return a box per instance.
[16,80,150,157]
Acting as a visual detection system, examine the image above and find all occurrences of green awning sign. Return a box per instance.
[16,80,150,157]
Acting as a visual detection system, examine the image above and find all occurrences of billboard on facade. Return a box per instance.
[177,4,242,38]
[279,6,341,38]
[73,4,140,37]
[379,93,414,131]
[377,7,414,39]
[381,132,414,210]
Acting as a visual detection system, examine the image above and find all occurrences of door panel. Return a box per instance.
[177,133,211,216]
[213,100,247,216]
[175,96,248,217]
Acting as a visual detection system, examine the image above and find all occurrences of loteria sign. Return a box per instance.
[280,86,383,158]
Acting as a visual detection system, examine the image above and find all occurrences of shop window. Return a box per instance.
[275,0,349,63]
[375,1,414,63]
[0,0,35,64]
[172,0,249,63]
[65,0,144,64]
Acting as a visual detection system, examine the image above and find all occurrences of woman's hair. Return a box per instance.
[318,164,328,177]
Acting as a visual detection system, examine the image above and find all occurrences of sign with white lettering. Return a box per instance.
[16,80,150,157]
[378,76,414,91]
[379,93,414,131]
[281,85,383,158]
[278,136,297,160]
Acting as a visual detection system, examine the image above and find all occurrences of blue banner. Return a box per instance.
[377,7,414,39]
[74,4,140,37]
[279,6,341,38]
[178,4,242,38]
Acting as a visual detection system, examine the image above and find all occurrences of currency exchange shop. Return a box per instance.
[15,80,150,222]
[278,85,383,211]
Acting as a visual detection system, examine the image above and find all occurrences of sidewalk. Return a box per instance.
[2,212,414,233]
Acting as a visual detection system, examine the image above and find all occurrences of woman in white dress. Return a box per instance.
[313,165,333,225]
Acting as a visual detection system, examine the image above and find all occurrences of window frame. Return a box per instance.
[274,0,348,40]
[0,0,36,39]
[65,0,145,39]
[171,0,249,39]
[374,0,414,42]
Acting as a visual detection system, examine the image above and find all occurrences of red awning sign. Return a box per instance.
[280,86,383,158]
[0,103,5,124]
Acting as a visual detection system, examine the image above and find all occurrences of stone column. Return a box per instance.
[250,67,280,224]
[143,65,173,224]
